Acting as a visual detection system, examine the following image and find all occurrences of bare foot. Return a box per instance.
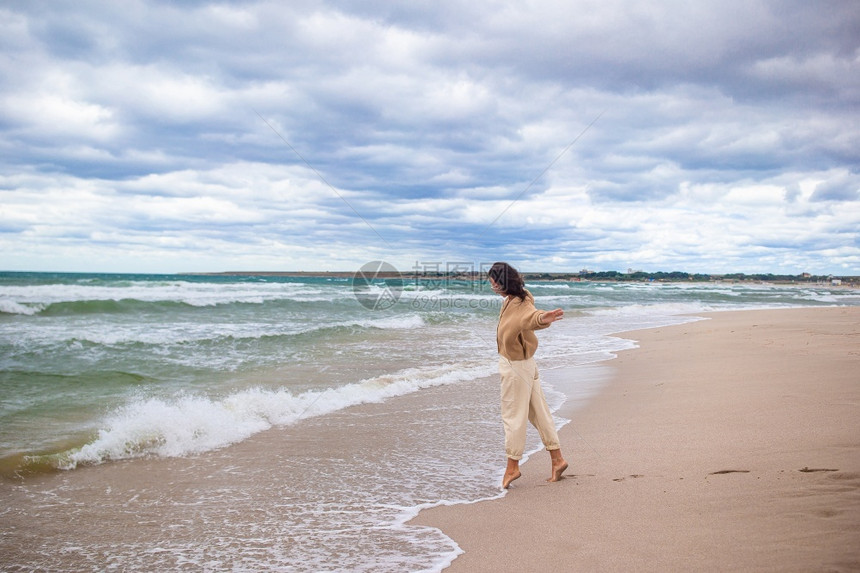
[502,470,521,489]
[547,459,568,482]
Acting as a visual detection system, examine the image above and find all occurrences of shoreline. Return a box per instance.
[185,270,859,286]
[410,306,860,572]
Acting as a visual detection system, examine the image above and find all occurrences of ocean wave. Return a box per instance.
[791,290,860,304]
[4,312,428,350]
[1,296,346,317]
[585,302,720,316]
[350,314,425,330]
[0,281,345,313]
[54,362,491,469]
[582,299,817,317]
[0,300,44,315]
[39,298,196,316]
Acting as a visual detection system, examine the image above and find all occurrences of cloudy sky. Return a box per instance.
[1,0,858,274]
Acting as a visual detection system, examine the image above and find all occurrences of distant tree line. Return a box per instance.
[521,271,852,283]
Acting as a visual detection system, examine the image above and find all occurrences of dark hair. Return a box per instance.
[487,262,527,300]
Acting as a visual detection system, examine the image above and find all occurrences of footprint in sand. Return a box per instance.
[612,474,644,482]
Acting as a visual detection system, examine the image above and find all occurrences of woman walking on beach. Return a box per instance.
[487,262,568,489]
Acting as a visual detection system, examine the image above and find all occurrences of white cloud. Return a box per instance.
[0,0,857,274]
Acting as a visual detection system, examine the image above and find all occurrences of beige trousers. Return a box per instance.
[499,356,561,460]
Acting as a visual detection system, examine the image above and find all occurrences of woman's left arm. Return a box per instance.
[539,308,564,325]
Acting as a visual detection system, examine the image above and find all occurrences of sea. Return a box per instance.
[1,270,857,571]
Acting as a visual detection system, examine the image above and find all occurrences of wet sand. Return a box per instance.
[411,307,860,572]
[0,375,505,571]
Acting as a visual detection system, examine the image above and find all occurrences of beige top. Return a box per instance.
[496,290,549,361]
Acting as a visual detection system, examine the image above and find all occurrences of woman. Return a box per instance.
[487,262,568,489]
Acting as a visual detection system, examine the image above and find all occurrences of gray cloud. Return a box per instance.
[810,172,860,202]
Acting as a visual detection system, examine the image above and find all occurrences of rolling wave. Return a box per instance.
[36,362,492,471]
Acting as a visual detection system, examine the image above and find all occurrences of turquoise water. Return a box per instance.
[2,272,856,471]
[1,271,857,570]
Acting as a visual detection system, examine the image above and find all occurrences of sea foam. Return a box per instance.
[0,280,343,310]
[0,299,43,315]
[59,362,491,469]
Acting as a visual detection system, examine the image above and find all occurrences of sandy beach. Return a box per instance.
[411,307,860,572]
[2,303,857,570]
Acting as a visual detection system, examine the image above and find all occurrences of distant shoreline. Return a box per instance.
[186,270,858,286]
[1,270,856,286]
